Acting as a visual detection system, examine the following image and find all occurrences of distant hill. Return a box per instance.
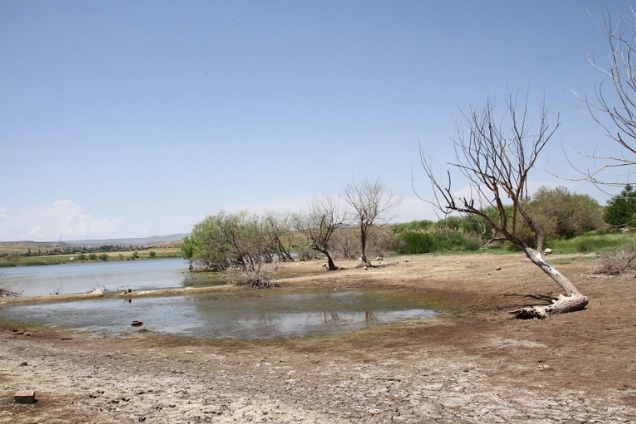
[63,234,187,247]
[0,234,187,248]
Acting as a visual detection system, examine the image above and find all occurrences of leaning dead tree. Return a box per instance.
[421,91,588,318]
[571,4,636,187]
[343,178,402,266]
[293,193,346,270]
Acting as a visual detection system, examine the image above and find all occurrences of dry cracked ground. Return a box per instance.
[1,253,635,423]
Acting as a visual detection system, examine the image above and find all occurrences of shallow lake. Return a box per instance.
[0,289,438,339]
[0,258,213,296]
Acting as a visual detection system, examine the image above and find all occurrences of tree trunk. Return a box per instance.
[325,252,337,271]
[315,247,337,271]
[360,228,368,264]
[510,248,589,319]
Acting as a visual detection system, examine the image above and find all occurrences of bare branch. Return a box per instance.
[571,3,636,184]
[343,178,403,264]
[419,90,588,318]
[293,192,346,270]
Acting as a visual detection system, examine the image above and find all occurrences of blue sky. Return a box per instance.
[0,0,633,241]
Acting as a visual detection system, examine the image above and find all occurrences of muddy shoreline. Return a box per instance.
[1,253,635,423]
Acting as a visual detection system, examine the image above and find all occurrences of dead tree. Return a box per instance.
[294,193,346,270]
[0,282,21,298]
[420,91,588,319]
[343,178,402,266]
[571,4,636,187]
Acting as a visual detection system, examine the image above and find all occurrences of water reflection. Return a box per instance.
[0,290,437,339]
[1,258,224,296]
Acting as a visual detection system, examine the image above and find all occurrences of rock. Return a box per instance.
[14,390,36,404]
[545,248,553,255]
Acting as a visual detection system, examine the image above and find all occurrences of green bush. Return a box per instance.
[392,220,434,234]
[77,254,87,261]
[548,232,634,254]
[396,230,481,254]
[149,251,156,258]
[577,239,599,253]
[98,253,109,261]
[5,252,21,266]
[88,253,97,260]
[604,184,636,227]
[397,232,434,254]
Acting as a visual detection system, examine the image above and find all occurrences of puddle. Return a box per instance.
[0,289,438,339]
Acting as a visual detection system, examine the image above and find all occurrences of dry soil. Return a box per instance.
[1,253,635,423]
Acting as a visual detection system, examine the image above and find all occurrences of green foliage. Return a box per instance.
[184,210,294,271]
[549,231,635,254]
[392,220,434,233]
[88,253,97,260]
[98,253,109,261]
[131,251,139,259]
[180,235,197,262]
[148,251,156,258]
[396,230,481,254]
[5,252,21,266]
[576,239,604,253]
[397,232,434,254]
[77,254,87,261]
[433,216,464,231]
[528,186,603,238]
[604,184,636,227]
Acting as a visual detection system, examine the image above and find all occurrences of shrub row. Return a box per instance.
[396,231,481,254]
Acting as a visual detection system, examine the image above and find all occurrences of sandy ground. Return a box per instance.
[1,252,635,423]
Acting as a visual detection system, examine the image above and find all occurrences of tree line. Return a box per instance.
[183,4,636,317]
[181,179,402,286]
[182,179,620,279]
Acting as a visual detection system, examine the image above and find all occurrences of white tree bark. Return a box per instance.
[509,248,589,319]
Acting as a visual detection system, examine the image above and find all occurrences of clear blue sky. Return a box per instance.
[0,0,632,241]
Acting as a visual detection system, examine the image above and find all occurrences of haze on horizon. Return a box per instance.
[1,1,631,242]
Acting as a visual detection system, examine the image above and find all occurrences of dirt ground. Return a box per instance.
[1,252,635,423]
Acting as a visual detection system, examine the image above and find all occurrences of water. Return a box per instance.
[0,258,206,296]
[0,290,437,339]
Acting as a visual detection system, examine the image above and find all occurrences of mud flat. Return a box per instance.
[1,253,635,423]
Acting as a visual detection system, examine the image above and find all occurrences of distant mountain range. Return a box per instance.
[0,234,187,248]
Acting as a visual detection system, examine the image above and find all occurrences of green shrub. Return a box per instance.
[5,252,21,266]
[604,184,636,227]
[77,254,87,261]
[88,253,97,260]
[392,220,434,234]
[98,253,109,261]
[149,251,156,258]
[396,230,481,254]
[576,239,599,253]
[397,232,434,254]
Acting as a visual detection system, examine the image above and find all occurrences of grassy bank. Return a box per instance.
[0,248,183,267]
